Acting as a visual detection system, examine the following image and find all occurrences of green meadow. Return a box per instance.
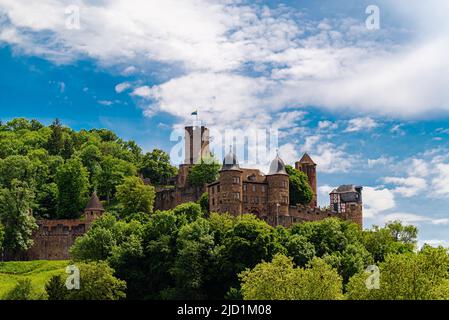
[0,260,68,299]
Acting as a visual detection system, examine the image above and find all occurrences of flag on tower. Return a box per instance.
[191,110,198,116]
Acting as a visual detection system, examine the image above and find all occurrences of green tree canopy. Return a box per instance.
[116,176,156,217]
[55,157,90,218]
[0,180,37,255]
[187,158,220,188]
[285,165,313,206]
[65,262,126,300]
[346,245,449,300]
[139,149,177,186]
[240,254,343,300]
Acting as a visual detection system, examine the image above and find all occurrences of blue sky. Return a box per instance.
[1,0,449,245]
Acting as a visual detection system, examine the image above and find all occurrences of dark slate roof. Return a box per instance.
[299,153,316,165]
[331,185,363,194]
[268,155,288,175]
[85,192,105,212]
[222,150,241,171]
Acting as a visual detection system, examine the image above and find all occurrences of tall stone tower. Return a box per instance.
[177,126,211,189]
[267,155,290,226]
[295,153,317,207]
[219,148,243,216]
[184,125,210,165]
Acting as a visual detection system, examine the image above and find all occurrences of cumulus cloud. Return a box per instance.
[363,186,396,218]
[115,82,131,94]
[383,176,427,197]
[382,212,449,226]
[1,0,449,126]
[345,117,378,132]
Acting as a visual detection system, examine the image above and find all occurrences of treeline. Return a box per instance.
[61,201,446,300]
[0,117,177,257]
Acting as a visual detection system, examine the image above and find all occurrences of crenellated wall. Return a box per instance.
[26,219,91,260]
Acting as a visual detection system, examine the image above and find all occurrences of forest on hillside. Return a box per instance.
[1,118,449,301]
[0,117,177,258]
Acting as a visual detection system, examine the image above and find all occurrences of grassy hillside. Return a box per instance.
[0,260,68,299]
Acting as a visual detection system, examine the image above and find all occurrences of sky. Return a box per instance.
[1,0,449,246]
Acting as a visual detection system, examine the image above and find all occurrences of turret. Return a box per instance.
[84,192,105,222]
[267,154,289,226]
[295,153,317,207]
[219,148,243,216]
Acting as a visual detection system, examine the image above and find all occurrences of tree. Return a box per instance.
[197,192,209,215]
[4,279,34,300]
[139,149,177,186]
[116,176,156,217]
[55,157,90,218]
[0,222,4,252]
[65,262,126,300]
[284,234,316,267]
[285,165,313,206]
[0,180,37,256]
[47,119,64,156]
[96,155,136,203]
[239,254,343,300]
[70,213,144,262]
[346,246,449,300]
[0,155,36,188]
[363,221,417,263]
[187,159,220,188]
[45,275,68,300]
[290,218,372,283]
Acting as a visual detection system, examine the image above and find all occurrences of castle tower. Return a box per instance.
[267,155,290,226]
[184,125,210,165]
[295,153,317,207]
[330,185,363,228]
[219,148,243,216]
[84,192,105,222]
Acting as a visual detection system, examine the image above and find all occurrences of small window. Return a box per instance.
[233,177,240,184]
[255,197,259,204]
[252,185,256,192]
[243,184,247,192]
[261,185,266,193]
[243,196,248,203]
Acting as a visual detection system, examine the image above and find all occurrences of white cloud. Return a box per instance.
[431,163,449,197]
[363,186,396,218]
[383,176,427,197]
[368,156,392,168]
[1,1,449,124]
[115,82,131,94]
[345,117,378,132]
[382,212,449,226]
[418,239,449,249]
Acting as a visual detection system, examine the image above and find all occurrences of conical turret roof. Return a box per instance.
[85,192,105,212]
[268,155,288,175]
[299,153,316,165]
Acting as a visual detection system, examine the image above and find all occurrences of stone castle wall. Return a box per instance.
[26,219,91,260]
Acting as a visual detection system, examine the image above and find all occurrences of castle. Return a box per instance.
[155,125,363,228]
[25,124,363,261]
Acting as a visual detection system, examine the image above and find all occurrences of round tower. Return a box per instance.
[84,192,105,222]
[267,155,289,226]
[219,148,243,216]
